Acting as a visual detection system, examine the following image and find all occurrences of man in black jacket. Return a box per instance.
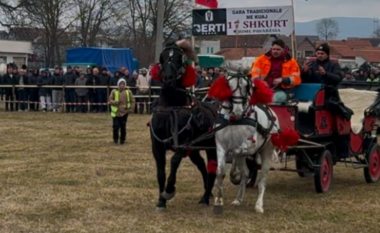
[18,66,29,111]
[301,43,343,87]
[52,67,64,112]
[97,67,110,112]
[63,66,77,112]
[301,43,351,158]
[29,69,40,111]
[2,63,18,111]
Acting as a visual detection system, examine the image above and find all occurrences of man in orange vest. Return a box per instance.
[251,39,301,103]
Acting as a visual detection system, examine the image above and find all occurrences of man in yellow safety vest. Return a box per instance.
[109,78,135,144]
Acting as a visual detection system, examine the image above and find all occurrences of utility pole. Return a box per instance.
[155,0,165,62]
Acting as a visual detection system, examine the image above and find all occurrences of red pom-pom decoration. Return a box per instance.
[181,65,196,87]
[150,63,161,81]
[271,129,300,152]
[207,77,232,101]
[207,160,218,173]
[249,78,274,106]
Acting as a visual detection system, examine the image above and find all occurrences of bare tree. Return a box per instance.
[118,0,192,67]
[10,0,76,66]
[72,0,124,47]
[316,18,340,41]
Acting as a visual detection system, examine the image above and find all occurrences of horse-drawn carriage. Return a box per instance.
[149,39,380,214]
[266,83,380,193]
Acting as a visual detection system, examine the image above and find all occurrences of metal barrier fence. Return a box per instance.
[0,81,378,112]
[0,85,161,113]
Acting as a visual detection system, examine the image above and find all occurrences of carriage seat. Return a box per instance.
[293,83,324,113]
[338,89,379,134]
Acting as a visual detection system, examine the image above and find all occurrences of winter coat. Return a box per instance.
[301,58,343,87]
[75,77,88,96]
[52,73,64,90]
[63,71,77,86]
[37,75,52,96]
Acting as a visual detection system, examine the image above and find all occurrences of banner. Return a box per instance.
[192,9,227,36]
[226,6,294,36]
[192,6,294,36]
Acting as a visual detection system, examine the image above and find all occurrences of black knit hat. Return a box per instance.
[316,43,330,56]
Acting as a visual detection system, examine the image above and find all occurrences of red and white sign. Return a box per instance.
[226,6,294,36]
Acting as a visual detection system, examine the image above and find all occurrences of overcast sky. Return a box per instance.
[217,0,380,22]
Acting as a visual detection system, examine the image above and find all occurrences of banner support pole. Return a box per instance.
[291,0,297,59]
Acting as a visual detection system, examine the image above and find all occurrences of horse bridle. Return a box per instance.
[221,74,252,114]
[160,45,187,81]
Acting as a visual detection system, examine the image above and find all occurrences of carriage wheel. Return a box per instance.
[314,150,333,193]
[364,144,380,183]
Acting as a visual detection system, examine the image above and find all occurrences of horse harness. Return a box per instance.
[150,96,209,148]
[216,104,276,153]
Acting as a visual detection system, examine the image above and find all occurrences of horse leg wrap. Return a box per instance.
[207,160,217,173]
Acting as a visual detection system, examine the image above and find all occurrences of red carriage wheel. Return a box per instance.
[364,144,380,183]
[314,150,333,193]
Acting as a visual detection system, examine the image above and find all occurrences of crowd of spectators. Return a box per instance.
[0,63,154,114]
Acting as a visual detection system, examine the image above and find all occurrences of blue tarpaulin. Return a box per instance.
[66,47,134,75]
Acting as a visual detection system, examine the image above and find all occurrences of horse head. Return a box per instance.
[226,75,252,118]
[208,73,251,119]
[155,39,197,90]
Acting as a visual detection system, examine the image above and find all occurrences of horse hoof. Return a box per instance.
[156,206,166,212]
[161,190,176,200]
[198,197,209,206]
[255,206,264,214]
[231,200,242,206]
[156,201,167,212]
[213,205,224,215]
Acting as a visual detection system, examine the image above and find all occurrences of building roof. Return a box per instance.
[356,50,380,63]
[215,48,266,60]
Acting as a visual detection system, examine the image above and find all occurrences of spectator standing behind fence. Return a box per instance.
[87,67,99,113]
[109,78,135,145]
[2,64,17,111]
[12,65,20,111]
[18,66,29,111]
[110,71,121,87]
[28,69,40,111]
[129,71,138,113]
[98,68,110,112]
[75,73,88,113]
[63,66,77,113]
[367,73,379,83]
[136,68,151,114]
[37,70,52,112]
[52,67,64,112]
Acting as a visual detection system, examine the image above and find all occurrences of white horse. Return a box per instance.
[208,75,282,214]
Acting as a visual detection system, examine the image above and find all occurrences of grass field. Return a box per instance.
[0,111,380,233]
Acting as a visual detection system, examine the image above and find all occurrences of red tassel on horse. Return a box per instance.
[249,78,274,105]
[271,129,300,152]
[151,63,161,81]
[181,65,197,87]
[207,77,232,101]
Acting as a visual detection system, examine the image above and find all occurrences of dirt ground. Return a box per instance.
[0,112,379,233]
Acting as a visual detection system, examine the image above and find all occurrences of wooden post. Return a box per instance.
[62,85,65,113]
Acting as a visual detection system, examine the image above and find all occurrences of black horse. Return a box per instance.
[150,40,218,211]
